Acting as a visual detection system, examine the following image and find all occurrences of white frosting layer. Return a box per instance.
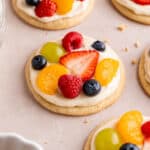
[17,0,90,22]
[91,117,150,150]
[116,0,150,16]
[29,36,121,107]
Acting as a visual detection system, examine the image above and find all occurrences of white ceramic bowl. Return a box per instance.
[0,133,43,150]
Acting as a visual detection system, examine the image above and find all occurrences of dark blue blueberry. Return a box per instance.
[26,0,40,6]
[83,79,101,96]
[92,40,105,52]
[32,55,47,70]
[120,143,140,150]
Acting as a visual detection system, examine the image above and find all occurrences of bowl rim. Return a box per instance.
[0,132,43,150]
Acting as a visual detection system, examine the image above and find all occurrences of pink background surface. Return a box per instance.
[0,0,150,149]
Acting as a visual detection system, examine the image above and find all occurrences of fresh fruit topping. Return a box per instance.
[58,75,82,99]
[116,110,144,145]
[26,0,40,6]
[60,50,99,81]
[83,79,101,96]
[36,64,69,95]
[95,58,119,86]
[95,128,122,150]
[40,42,65,63]
[35,0,56,17]
[143,138,150,150]
[32,55,47,70]
[62,32,83,52]
[141,121,150,138]
[120,143,140,150]
[52,0,74,15]
[92,40,106,52]
[133,0,150,5]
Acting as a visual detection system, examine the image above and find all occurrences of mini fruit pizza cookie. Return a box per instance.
[12,0,94,30]
[138,47,150,96]
[112,0,150,25]
[84,110,150,150]
[25,31,125,116]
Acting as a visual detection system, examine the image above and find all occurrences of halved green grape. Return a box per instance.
[40,42,65,63]
[95,128,122,150]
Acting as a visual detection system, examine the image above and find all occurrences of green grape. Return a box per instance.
[95,128,122,150]
[40,42,65,63]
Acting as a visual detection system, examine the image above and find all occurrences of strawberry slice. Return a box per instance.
[59,50,99,81]
[143,138,150,150]
[133,0,150,5]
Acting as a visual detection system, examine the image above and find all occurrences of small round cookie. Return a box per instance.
[25,31,125,116]
[138,48,150,96]
[12,0,94,30]
[112,0,150,25]
[84,110,149,150]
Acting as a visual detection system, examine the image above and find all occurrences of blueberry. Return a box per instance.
[92,40,105,52]
[32,55,47,70]
[83,79,101,96]
[120,143,140,150]
[26,0,40,6]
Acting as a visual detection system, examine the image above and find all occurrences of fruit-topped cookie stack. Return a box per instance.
[25,31,125,116]
[84,110,150,150]
[112,0,150,24]
[12,0,94,29]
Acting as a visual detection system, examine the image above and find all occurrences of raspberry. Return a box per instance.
[133,0,150,5]
[58,75,83,99]
[142,121,150,138]
[62,32,83,52]
[35,0,56,18]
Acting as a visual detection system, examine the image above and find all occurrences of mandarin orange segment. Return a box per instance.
[52,0,74,15]
[116,110,144,145]
[36,64,69,95]
[94,58,119,86]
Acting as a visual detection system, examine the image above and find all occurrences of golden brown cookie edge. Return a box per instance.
[25,51,125,116]
[12,0,94,30]
[138,51,150,96]
[112,0,150,25]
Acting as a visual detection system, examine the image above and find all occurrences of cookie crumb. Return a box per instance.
[131,59,137,65]
[134,41,141,48]
[44,141,48,144]
[124,47,128,52]
[83,118,89,124]
[103,39,110,44]
[117,24,127,31]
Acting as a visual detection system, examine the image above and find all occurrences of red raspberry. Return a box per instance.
[58,75,83,99]
[142,121,150,138]
[35,0,56,18]
[62,32,83,52]
[133,0,150,5]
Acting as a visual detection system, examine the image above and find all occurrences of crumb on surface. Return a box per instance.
[131,59,137,65]
[117,24,127,31]
[134,40,141,48]
[83,118,89,124]
[124,47,128,52]
[103,39,110,44]
[44,141,48,144]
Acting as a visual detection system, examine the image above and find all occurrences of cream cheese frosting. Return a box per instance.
[29,36,121,107]
[91,117,150,150]
[17,0,90,22]
[144,49,150,84]
[116,0,150,16]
